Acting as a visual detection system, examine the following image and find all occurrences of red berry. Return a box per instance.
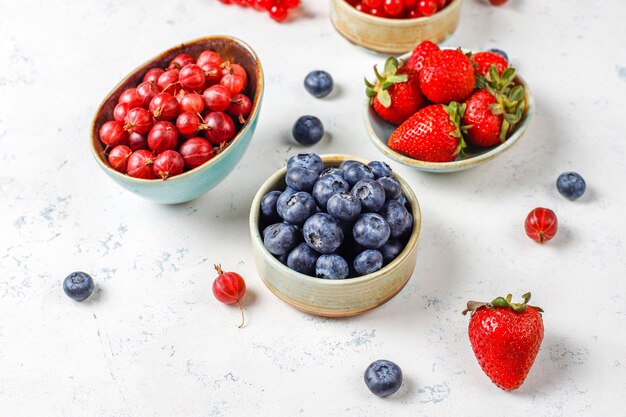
[147,121,179,153]
[168,53,194,70]
[204,112,236,145]
[118,88,143,108]
[128,132,148,151]
[212,264,247,328]
[136,81,157,108]
[369,7,388,17]
[99,121,129,148]
[149,92,181,121]
[196,50,223,67]
[179,64,206,91]
[157,69,181,95]
[153,150,184,180]
[227,93,252,123]
[221,73,246,94]
[113,102,131,122]
[143,68,165,85]
[404,0,417,8]
[127,150,156,179]
[176,111,207,138]
[364,0,383,7]
[435,0,446,8]
[222,63,248,88]
[179,91,205,114]
[284,0,300,8]
[417,0,437,15]
[123,107,153,135]
[200,62,222,86]
[107,145,132,173]
[179,137,215,169]
[525,208,558,244]
[269,5,288,22]
[383,0,404,16]
[488,0,508,5]
[203,85,232,112]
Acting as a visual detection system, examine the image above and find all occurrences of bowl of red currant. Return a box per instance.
[330,0,463,54]
[91,35,264,204]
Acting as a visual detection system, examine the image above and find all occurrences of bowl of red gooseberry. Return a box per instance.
[91,36,264,204]
[329,0,463,54]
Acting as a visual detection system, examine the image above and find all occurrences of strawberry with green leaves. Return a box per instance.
[462,65,526,147]
[463,292,544,391]
[472,51,509,76]
[419,48,476,104]
[366,57,425,125]
[388,102,467,162]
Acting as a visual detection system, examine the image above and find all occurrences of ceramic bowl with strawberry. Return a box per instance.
[364,43,534,173]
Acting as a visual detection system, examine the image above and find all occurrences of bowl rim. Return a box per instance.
[332,0,463,25]
[364,52,535,171]
[249,154,422,287]
[90,35,264,184]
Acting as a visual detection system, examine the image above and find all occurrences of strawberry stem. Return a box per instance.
[462,292,544,315]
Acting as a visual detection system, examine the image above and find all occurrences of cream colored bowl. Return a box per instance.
[249,154,421,317]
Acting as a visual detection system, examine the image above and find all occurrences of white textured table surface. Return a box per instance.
[1,0,626,415]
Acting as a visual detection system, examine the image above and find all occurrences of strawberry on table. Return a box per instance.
[463,292,544,391]
[388,102,467,162]
[419,48,476,104]
[472,51,509,76]
[406,40,440,72]
[365,57,426,125]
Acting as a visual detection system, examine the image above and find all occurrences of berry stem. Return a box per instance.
[214,264,224,276]
[462,292,543,315]
[236,300,245,329]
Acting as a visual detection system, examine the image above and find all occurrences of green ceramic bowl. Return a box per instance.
[91,36,264,204]
[365,53,534,173]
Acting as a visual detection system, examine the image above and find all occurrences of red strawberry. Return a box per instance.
[419,49,476,104]
[463,292,544,391]
[388,102,467,162]
[472,51,508,76]
[366,57,425,125]
[463,67,526,146]
[406,40,440,72]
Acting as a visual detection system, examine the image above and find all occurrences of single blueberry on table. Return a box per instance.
[354,249,384,275]
[320,167,345,180]
[260,190,282,222]
[377,176,402,201]
[368,160,392,179]
[327,192,362,222]
[281,192,317,225]
[287,243,319,276]
[488,48,509,62]
[303,213,344,254]
[338,160,361,174]
[364,359,403,397]
[316,254,350,280]
[353,213,391,249]
[351,179,386,212]
[263,222,300,255]
[381,200,413,238]
[556,172,586,201]
[312,175,350,209]
[292,115,324,146]
[285,166,319,192]
[344,163,375,186]
[276,187,297,219]
[63,272,94,301]
[380,239,404,264]
[304,70,334,98]
[287,153,324,174]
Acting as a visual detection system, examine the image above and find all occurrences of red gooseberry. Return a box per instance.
[196,50,223,67]
[179,91,205,114]
[227,94,252,123]
[118,88,143,108]
[128,132,148,151]
[203,85,232,112]
[147,121,179,154]
[525,207,558,244]
[212,264,247,328]
[157,69,181,95]
[107,145,132,173]
[149,92,181,121]
[168,53,194,70]
[179,64,206,91]
[222,63,248,88]
[176,111,208,138]
[204,112,236,145]
[143,68,165,85]
[153,150,185,180]
[99,121,129,148]
[221,73,245,94]
[113,102,131,122]
[126,150,157,179]
[136,81,157,108]
[123,107,153,135]
[179,137,215,169]
[201,62,222,87]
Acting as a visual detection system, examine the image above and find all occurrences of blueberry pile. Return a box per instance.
[260,153,413,279]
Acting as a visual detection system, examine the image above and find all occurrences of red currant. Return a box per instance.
[153,150,185,180]
[179,137,215,168]
[269,5,288,22]
[525,207,558,244]
[364,0,383,7]
[417,0,437,16]
[383,0,404,16]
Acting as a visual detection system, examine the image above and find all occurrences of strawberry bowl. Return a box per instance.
[364,50,534,173]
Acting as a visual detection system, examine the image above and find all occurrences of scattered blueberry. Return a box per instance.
[344,163,375,186]
[316,254,350,279]
[63,272,94,301]
[276,187,297,219]
[556,172,586,201]
[293,116,324,146]
[353,213,390,249]
[287,243,319,275]
[381,200,412,238]
[364,359,403,397]
[304,70,334,98]
[368,161,392,179]
[339,160,360,173]
[281,192,317,225]
[380,239,404,264]
[285,166,319,192]
[377,176,402,201]
[303,213,344,254]
[287,153,324,174]
[354,250,384,275]
[351,179,386,212]
[263,222,300,255]
[260,190,282,221]
[312,175,350,209]
[327,192,362,222]
[320,167,345,179]
[488,48,509,62]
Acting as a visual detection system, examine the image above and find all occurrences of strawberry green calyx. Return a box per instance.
[443,101,469,157]
[365,57,408,108]
[462,292,544,316]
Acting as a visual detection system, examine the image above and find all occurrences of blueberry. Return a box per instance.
[380,200,412,238]
[312,175,350,209]
[63,272,94,301]
[376,176,402,201]
[275,253,289,265]
[285,166,319,192]
[263,222,300,255]
[303,213,344,254]
[339,160,361,173]
[287,243,319,276]
[304,70,334,98]
[293,116,324,146]
[260,190,282,221]
[327,192,362,222]
[368,161,392,178]
[281,192,317,225]
[354,249,384,275]
[353,213,390,249]
[344,163,375,186]
[396,193,408,207]
[556,172,586,201]
[276,187,297,219]
[316,254,350,279]
[488,48,509,62]
[364,359,403,397]
[380,239,404,264]
[351,179,386,212]
[287,153,324,174]
[320,167,345,179]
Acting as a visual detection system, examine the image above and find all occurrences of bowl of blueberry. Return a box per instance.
[249,153,421,317]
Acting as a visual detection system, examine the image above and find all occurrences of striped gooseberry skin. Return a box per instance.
[525,207,558,243]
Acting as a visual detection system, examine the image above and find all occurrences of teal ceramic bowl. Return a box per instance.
[91,36,264,204]
[365,52,534,173]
